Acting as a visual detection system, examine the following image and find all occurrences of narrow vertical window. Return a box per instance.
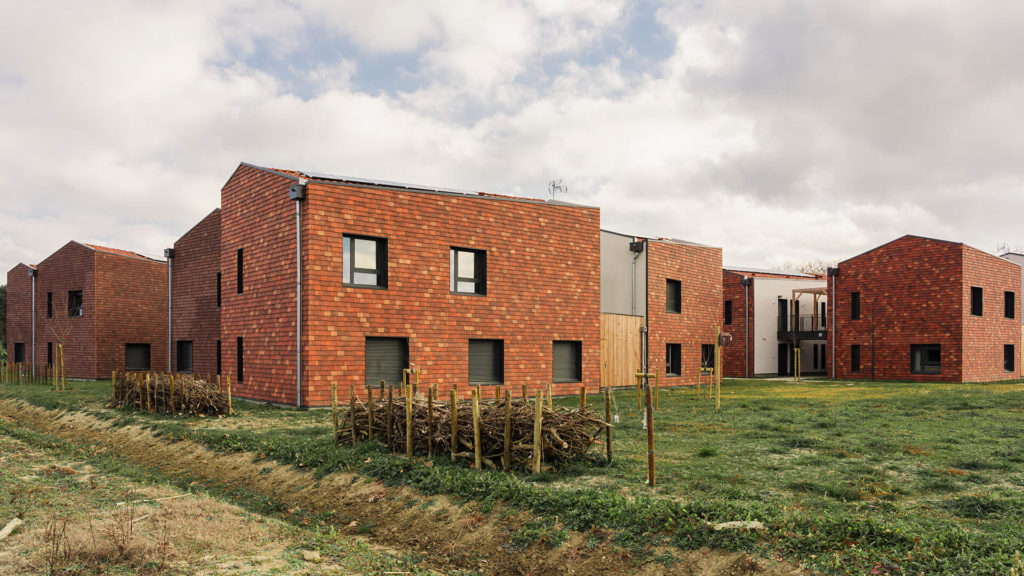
[666,343,681,376]
[666,279,681,313]
[1004,291,1014,319]
[1004,344,1015,373]
[236,249,243,294]
[971,286,983,316]
[236,337,244,383]
[47,292,53,318]
[724,300,733,325]
[850,345,861,373]
[216,340,222,375]
[850,292,860,320]
[216,272,222,307]
[813,344,819,370]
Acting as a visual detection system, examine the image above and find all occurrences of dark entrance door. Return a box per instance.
[778,342,791,375]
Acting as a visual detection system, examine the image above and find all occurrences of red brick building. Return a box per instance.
[828,235,1021,382]
[5,264,35,366]
[5,241,168,378]
[169,209,221,377]
[219,163,601,406]
[600,231,722,387]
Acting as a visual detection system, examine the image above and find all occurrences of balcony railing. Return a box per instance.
[778,314,827,339]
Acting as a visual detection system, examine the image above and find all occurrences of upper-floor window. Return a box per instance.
[850,292,860,320]
[451,247,486,295]
[68,290,83,317]
[724,300,733,325]
[47,292,53,318]
[236,249,243,294]
[971,286,983,316]
[216,272,222,307]
[343,235,388,288]
[1005,291,1014,319]
[666,279,681,314]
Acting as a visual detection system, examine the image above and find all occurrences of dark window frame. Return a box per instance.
[13,343,25,363]
[125,343,151,372]
[971,286,983,316]
[365,336,409,388]
[1005,344,1015,373]
[47,292,53,318]
[68,290,83,318]
[450,247,487,295]
[666,343,681,376]
[236,249,243,295]
[724,300,733,325]
[910,344,941,374]
[700,343,715,370]
[666,279,682,314]
[216,339,221,375]
[851,345,861,373]
[552,341,583,383]
[1005,291,1014,319]
[176,340,194,374]
[850,292,860,320]
[468,339,504,385]
[236,337,244,383]
[47,342,53,365]
[216,272,222,307]
[343,234,388,289]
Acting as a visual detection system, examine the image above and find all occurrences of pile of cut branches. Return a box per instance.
[339,394,609,471]
[111,372,229,416]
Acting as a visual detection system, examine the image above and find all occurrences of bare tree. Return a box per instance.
[780,259,836,275]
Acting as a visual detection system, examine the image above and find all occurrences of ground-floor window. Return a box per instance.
[1005,344,1015,373]
[910,344,940,374]
[552,341,582,383]
[176,340,193,373]
[365,337,408,388]
[216,340,221,375]
[666,343,681,376]
[469,339,503,385]
[14,343,25,363]
[125,343,151,372]
[700,344,715,370]
[851,345,861,373]
[47,342,53,365]
[236,338,244,383]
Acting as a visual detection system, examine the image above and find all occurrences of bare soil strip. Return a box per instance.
[0,399,802,576]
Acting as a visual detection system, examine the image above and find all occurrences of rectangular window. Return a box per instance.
[365,337,408,388]
[821,343,827,367]
[14,343,25,363]
[666,343,681,376]
[125,344,151,372]
[47,342,53,365]
[724,300,733,325]
[343,235,388,288]
[68,290,83,317]
[850,292,860,320]
[910,344,941,374]
[1005,291,1014,319]
[821,302,827,328]
[813,344,819,369]
[666,279,681,313]
[469,339,503,384]
[450,247,487,295]
[216,340,221,375]
[701,344,715,370]
[176,340,194,373]
[47,292,52,318]
[553,341,583,383]
[851,345,861,373]
[236,337,244,383]
[216,272,222,307]
[236,249,243,294]
[1005,344,1015,372]
[971,286,983,316]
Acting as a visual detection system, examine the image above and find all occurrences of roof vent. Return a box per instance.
[289,182,307,200]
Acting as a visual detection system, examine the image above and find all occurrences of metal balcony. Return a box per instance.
[778,314,828,341]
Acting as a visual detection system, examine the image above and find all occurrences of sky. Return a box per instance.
[2,0,1023,277]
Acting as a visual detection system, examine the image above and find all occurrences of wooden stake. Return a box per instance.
[169,374,176,413]
[521,384,527,401]
[350,385,357,445]
[495,385,501,400]
[225,374,233,415]
[450,387,458,463]
[503,387,512,470]
[654,372,660,410]
[605,384,613,463]
[111,371,116,399]
[645,376,655,487]
[405,384,413,457]
[637,373,642,409]
[546,382,553,409]
[532,390,544,475]
[331,379,339,442]
[367,385,375,441]
[137,374,143,410]
[579,386,587,410]
[472,390,482,469]
[476,383,482,402]
[387,382,394,451]
[427,383,434,457]
[60,344,65,391]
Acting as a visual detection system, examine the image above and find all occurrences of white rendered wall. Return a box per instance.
[752,277,828,375]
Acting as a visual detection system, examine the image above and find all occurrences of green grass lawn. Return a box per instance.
[3,377,1024,575]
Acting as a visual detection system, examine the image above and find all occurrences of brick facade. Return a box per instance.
[171,209,222,378]
[5,264,35,365]
[645,240,722,386]
[6,241,167,379]
[828,235,1020,382]
[721,270,753,377]
[220,163,601,406]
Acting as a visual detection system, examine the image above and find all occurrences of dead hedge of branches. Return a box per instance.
[110,372,229,416]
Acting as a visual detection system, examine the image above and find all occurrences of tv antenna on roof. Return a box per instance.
[548,179,568,199]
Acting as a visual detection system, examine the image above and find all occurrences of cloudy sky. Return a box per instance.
[2,0,1023,276]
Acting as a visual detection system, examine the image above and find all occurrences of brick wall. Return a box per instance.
[721,271,753,377]
[220,164,602,406]
[5,264,34,364]
[961,245,1021,381]
[94,252,168,378]
[828,235,963,382]
[34,243,97,378]
[646,241,723,386]
[171,209,222,377]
